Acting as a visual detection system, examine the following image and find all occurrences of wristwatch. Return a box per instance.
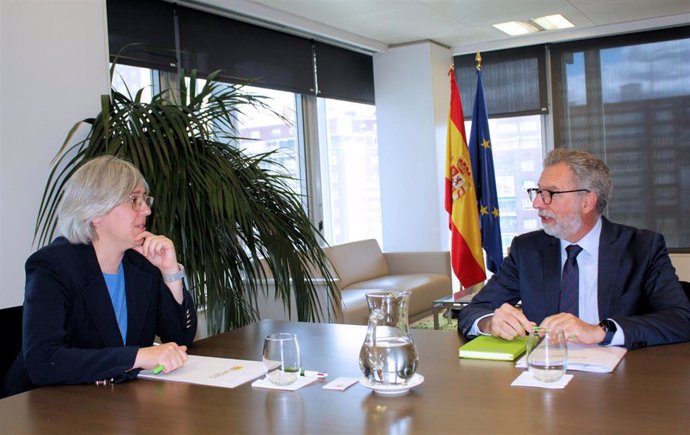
[598,319,617,345]
[162,264,186,283]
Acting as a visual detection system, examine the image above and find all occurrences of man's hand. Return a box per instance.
[479,303,536,340]
[540,313,606,345]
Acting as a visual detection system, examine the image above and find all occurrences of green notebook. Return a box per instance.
[458,336,528,361]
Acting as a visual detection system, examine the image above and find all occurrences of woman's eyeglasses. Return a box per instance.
[127,194,154,211]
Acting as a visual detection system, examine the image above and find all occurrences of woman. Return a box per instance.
[3,155,197,396]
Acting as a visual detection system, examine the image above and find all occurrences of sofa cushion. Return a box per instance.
[324,239,389,289]
[340,273,451,325]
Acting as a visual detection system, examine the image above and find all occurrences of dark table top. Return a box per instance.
[1,319,689,434]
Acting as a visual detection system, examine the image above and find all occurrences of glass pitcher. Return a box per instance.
[359,290,419,385]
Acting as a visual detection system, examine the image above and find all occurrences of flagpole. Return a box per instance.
[475,51,482,70]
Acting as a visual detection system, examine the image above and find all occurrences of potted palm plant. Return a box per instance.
[35,68,339,335]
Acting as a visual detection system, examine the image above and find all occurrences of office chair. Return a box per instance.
[0,305,23,399]
[680,281,690,303]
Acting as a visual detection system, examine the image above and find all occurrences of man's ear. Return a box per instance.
[582,192,598,213]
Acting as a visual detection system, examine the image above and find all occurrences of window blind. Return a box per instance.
[454,45,547,119]
[550,26,690,249]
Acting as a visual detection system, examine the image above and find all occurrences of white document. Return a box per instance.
[516,343,627,373]
[138,355,274,389]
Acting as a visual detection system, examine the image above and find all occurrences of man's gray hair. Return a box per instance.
[544,149,612,215]
[57,155,148,244]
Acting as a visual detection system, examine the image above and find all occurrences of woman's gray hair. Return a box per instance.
[57,155,148,244]
[544,149,612,215]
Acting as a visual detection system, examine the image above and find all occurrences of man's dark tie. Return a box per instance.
[560,244,583,316]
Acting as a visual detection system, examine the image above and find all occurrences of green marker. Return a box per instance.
[153,364,165,375]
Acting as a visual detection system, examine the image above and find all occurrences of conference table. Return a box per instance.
[1,320,689,434]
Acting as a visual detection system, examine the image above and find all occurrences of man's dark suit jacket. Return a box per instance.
[2,237,197,397]
[458,218,690,349]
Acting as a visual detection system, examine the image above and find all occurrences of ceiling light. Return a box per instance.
[532,14,574,30]
[493,21,541,36]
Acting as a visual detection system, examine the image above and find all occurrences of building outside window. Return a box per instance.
[552,29,690,248]
[235,86,303,197]
[111,64,156,101]
[317,98,381,246]
[467,115,544,254]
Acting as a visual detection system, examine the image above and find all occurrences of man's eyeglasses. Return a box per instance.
[526,188,590,205]
[127,194,154,211]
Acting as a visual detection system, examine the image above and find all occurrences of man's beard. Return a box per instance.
[539,211,583,240]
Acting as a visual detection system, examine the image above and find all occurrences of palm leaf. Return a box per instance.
[35,69,340,334]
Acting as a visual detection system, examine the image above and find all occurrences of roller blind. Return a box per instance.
[454,45,547,119]
[106,0,177,72]
[106,0,374,103]
[550,26,690,249]
[314,42,375,104]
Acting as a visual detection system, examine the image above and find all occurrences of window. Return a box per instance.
[111,64,156,100]
[551,27,690,248]
[236,86,303,197]
[490,115,543,253]
[467,115,543,256]
[112,64,381,246]
[318,98,381,245]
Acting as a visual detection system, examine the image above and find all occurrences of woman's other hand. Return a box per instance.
[133,342,188,373]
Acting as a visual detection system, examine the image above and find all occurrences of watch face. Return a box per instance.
[603,319,617,332]
[599,320,616,345]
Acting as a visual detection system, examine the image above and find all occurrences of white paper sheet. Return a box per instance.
[516,343,626,373]
[138,355,274,389]
[511,371,574,389]
[251,375,318,391]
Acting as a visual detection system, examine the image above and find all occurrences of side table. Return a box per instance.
[432,293,475,330]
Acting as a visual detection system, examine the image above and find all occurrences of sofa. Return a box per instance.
[256,239,452,325]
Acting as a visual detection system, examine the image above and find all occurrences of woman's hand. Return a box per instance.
[133,342,189,373]
[133,232,184,304]
[133,232,179,275]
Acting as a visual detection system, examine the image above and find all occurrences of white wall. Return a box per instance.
[373,42,452,252]
[0,0,110,309]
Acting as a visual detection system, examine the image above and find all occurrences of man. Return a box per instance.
[458,149,690,349]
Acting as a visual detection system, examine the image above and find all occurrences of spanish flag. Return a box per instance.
[445,69,486,289]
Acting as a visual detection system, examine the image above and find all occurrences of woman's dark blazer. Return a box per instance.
[3,237,197,396]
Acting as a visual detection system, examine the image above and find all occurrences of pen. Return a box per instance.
[529,326,577,340]
[153,364,165,375]
[300,369,328,378]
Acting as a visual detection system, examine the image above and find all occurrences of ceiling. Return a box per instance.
[177,0,690,54]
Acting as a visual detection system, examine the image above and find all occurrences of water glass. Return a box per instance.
[262,332,301,386]
[526,328,568,383]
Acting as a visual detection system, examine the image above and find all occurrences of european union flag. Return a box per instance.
[468,69,503,273]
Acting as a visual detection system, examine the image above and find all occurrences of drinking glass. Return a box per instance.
[526,328,568,382]
[262,333,301,386]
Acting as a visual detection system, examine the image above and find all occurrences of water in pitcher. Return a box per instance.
[359,290,419,386]
[360,335,418,384]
